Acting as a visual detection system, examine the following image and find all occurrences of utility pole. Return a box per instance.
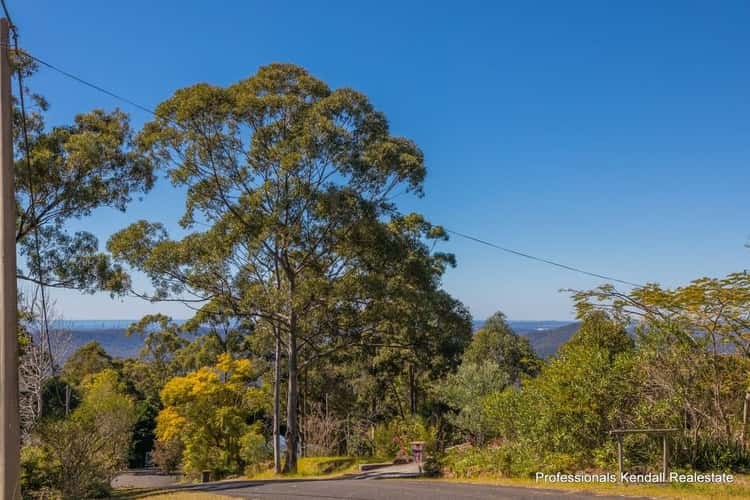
[0,17,20,500]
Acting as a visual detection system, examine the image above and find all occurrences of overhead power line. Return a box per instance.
[15,48,644,289]
[445,229,644,288]
[25,53,161,118]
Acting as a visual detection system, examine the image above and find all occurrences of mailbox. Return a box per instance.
[410,441,425,465]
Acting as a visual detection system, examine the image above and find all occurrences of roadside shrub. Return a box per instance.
[20,445,58,499]
[673,435,750,472]
[302,402,342,456]
[152,438,184,473]
[155,354,269,478]
[240,424,270,467]
[440,443,536,478]
[536,452,585,474]
[344,420,374,457]
[374,417,436,459]
[34,369,138,499]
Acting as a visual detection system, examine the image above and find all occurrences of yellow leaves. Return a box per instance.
[156,406,187,442]
[154,352,269,474]
[215,352,233,372]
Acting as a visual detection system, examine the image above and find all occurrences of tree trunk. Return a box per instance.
[283,326,299,473]
[409,364,416,415]
[742,390,750,448]
[272,327,282,474]
[64,384,70,416]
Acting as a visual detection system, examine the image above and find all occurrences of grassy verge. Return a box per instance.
[140,494,234,500]
[246,455,391,480]
[427,474,750,499]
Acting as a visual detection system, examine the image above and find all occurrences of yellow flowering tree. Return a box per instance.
[155,353,269,476]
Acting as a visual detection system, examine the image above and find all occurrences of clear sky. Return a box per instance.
[10,1,750,321]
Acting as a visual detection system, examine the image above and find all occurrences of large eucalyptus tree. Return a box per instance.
[108,63,453,472]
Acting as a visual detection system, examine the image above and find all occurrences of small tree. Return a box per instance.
[36,369,137,499]
[464,311,541,381]
[440,361,510,445]
[484,312,636,465]
[156,354,270,476]
[62,341,114,387]
[18,293,71,437]
[572,273,750,447]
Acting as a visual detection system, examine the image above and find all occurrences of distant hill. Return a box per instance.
[63,319,581,361]
[67,328,144,359]
[521,322,580,358]
[473,320,581,358]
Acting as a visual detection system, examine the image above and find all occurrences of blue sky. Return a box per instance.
[11,1,750,320]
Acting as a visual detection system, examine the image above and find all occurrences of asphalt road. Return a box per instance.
[173,478,651,499]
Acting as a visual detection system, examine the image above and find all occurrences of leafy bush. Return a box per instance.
[373,417,435,459]
[440,443,536,478]
[152,438,184,473]
[241,423,271,467]
[673,436,750,472]
[344,420,374,457]
[438,362,509,445]
[34,369,137,499]
[20,445,58,499]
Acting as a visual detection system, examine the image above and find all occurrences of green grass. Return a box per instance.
[247,455,391,479]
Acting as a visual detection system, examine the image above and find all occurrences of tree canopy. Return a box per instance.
[108,63,459,472]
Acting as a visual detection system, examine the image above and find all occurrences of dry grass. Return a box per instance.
[426,474,750,499]
[141,493,234,500]
[246,455,387,480]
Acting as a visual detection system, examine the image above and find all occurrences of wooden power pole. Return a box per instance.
[0,17,20,500]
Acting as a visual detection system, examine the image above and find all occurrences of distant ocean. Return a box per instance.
[52,319,188,331]
[61,319,571,332]
[53,319,577,360]
[474,320,573,333]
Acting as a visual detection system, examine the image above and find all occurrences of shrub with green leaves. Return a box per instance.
[374,417,435,459]
[33,369,138,499]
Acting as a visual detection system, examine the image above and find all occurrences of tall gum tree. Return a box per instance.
[108,63,451,472]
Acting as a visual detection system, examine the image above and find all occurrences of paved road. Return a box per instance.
[171,478,651,499]
[112,469,181,489]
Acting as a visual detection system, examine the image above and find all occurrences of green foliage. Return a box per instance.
[297,457,358,476]
[438,311,543,445]
[108,62,462,473]
[440,443,536,478]
[62,341,114,386]
[373,417,435,459]
[241,423,271,472]
[463,311,540,378]
[444,312,638,479]
[439,361,510,444]
[33,369,138,499]
[673,435,750,472]
[484,313,636,459]
[573,275,750,470]
[20,446,57,499]
[13,57,154,294]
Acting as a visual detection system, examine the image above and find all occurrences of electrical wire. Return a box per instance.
[7,41,646,290]
[2,2,56,368]
[444,229,644,288]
